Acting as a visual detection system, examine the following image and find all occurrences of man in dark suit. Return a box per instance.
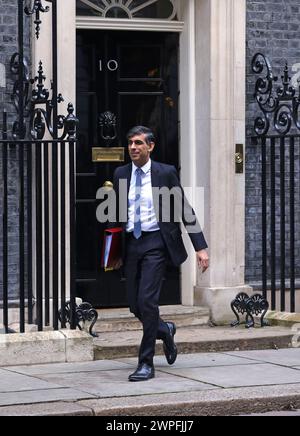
[111,126,209,382]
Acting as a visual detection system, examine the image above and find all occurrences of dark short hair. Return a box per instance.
[126,126,156,145]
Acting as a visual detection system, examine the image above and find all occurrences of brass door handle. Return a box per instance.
[235,152,243,165]
[102,181,114,190]
[235,144,244,174]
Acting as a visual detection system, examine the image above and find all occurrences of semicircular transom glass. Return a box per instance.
[76,0,178,20]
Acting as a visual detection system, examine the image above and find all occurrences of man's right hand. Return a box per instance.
[196,250,209,273]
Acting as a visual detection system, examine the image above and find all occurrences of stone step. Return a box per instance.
[93,325,294,360]
[94,305,210,333]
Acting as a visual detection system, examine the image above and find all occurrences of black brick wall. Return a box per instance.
[246,0,300,284]
[0,0,18,119]
[0,0,30,300]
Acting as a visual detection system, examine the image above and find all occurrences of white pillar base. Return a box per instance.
[195,285,254,325]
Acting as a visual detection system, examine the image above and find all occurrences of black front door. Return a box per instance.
[76,30,181,308]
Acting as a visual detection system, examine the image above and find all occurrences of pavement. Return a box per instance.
[1,347,300,416]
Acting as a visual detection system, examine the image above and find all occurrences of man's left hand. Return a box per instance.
[197,250,209,273]
[114,259,123,271]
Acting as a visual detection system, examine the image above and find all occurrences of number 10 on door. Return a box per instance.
[99,59,119,72]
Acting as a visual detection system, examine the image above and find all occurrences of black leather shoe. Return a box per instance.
[128,364,155,382]
[163,322,178,365]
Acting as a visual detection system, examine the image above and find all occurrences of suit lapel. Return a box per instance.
[151,161,161,223]
[125,163,132,195]
[151,160,161,188]
[119,164,132,229]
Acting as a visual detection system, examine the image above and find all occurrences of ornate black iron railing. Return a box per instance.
[1,0,79,333]
[252,53,300,137]
[0,136,77,333]
[251,53,300,313]
[231,293,269,329]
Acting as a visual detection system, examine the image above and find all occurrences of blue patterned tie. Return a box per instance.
[133,168,142,239]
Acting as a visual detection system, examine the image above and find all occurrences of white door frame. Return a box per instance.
[32,0,248,322]
[31,0,197,307]
[76,17,184,32]
[75,0,197,306]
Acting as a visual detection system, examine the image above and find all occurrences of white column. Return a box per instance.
[179,0,198,306]
[31,0,53,305]
[57,0,76,113]
[32,0,76,106]
[57,0,77,300]
[194,0,252,323]
[31,0,76,309]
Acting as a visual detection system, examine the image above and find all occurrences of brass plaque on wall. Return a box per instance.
[92,147,125,163]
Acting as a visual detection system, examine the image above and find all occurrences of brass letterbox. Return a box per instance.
[92,147,125,163]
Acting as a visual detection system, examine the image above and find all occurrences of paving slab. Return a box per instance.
[37,368,218,397]
[160,363,300,388]
[0,369,61,393]
[119,353,260,369]
[0,349,300,415]
[0,388,95,407]
[4,360,133,376]
[224,348,300,367]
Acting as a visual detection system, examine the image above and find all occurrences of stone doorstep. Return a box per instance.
[93,326,294,360]
[95,306,210,333]
[0,330,94,367]
[266,311,300,328]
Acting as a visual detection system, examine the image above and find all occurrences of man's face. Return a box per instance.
[128,133,155,167]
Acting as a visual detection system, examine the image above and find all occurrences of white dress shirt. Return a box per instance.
[126,159,160,233]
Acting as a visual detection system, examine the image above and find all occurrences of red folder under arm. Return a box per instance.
[101,227,123,272]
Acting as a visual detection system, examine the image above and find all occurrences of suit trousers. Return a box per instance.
[124,231,170,367]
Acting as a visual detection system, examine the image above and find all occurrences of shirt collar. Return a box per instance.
[132,159,151,175]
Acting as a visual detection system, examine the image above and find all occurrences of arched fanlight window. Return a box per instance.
[76,0,178,20]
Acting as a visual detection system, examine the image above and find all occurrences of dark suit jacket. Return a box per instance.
[109,160,208,267]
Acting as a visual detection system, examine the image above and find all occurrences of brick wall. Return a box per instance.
[0,0,30,300]
[246,0,300,284]
[0,0,17,118]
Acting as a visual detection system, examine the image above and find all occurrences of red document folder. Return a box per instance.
[101,227,123,272]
